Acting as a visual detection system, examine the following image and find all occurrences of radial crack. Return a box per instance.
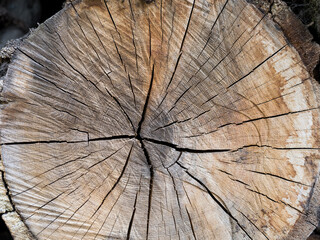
[1,135,134,146]
[143,137,230,153]
[137,64,155,136]
[126,179,141,240]
[227,45,286,89]
[90,144,133,218]
[139,140,154,240]
[176,162,253,240]
[247,170,311,187]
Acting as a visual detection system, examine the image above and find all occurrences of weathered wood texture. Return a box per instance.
[0,0,320,239]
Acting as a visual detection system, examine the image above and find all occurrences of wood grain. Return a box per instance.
[0,0,320,239]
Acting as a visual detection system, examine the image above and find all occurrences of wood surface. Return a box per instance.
[0,0,320,239]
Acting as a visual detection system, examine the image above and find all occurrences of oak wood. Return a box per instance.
[0,0,320,239]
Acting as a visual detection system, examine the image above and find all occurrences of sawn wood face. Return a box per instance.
[1,0,320,239]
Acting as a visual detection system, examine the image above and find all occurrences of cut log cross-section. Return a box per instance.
[0,0,320,239]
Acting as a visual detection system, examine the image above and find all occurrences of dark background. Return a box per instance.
[0,0,319,239]
[0,0,65,48]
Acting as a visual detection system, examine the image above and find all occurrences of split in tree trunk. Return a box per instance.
[0,0,320,239]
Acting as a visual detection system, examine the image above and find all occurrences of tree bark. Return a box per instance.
[0,0,320,239]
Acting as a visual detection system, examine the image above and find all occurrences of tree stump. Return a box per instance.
[0,0,320,239]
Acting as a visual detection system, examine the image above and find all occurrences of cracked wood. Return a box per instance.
[0,0,320,239]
